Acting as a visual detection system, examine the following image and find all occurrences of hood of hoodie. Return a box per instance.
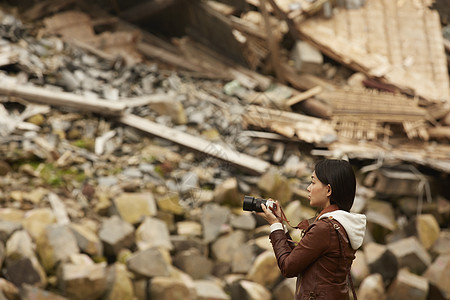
[319,210,366,250]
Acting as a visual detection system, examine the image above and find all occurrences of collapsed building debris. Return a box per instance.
[289,0,449,102]
[0,0,449,299]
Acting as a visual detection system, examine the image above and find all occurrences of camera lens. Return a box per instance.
[243,196,266,212]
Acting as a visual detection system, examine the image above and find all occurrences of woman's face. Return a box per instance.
[307,171,331,209]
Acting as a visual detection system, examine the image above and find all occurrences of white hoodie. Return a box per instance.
[319,210,366,250]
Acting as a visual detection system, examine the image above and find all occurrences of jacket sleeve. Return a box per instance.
[269,221,331,278]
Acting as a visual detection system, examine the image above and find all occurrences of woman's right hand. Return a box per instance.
[256,199,282,225]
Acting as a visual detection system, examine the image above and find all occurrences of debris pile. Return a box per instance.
[0,1,449,299]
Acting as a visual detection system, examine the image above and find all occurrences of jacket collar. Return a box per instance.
[315,204,340,221]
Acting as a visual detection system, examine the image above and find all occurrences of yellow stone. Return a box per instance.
[416,214,440,250]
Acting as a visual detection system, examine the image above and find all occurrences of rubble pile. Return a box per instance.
[0,1,449,300]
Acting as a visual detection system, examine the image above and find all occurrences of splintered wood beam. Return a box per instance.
[0,83,125,116]
[120,114,271,175]
[285,86,323,107]
[259,0,284,83]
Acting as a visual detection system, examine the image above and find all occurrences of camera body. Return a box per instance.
[242,196,276,212]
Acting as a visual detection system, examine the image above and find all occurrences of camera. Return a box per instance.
[242,196,276,212]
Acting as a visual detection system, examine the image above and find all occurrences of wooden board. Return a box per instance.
[120,114,271,174]
[0,83,125,116]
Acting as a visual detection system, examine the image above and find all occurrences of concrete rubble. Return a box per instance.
[0,1,449,299]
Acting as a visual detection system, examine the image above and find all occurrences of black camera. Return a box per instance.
[242,196,276,212]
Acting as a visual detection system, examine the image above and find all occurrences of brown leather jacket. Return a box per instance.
[269,205,359,300]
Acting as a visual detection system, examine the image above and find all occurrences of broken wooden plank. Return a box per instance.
[242,104,337,144]
[285,86,323,106]
[259,0,285,83]
[427,126,450,140]
[120,114,271,174]
[292,97,332,120]
[0,83,125,116]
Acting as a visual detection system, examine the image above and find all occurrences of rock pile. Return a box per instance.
[0,4,449,300]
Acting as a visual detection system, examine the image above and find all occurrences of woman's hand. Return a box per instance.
[256,199,282,225]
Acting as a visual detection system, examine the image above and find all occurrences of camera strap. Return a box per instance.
[277,206,313,230]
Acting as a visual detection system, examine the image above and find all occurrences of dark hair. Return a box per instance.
[314,159,356,212]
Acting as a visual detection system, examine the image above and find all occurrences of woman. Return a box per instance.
[257,159,366,300]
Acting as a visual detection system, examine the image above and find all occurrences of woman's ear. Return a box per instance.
[326,184,332,197]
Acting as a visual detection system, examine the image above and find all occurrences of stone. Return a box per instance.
[246,251,281,288]
[387,236,431,274]
[386,268,428,300]
[103,263,134,300]
[177,171,198,193]
[0,208,25,222]
[0,160,11,176]
[229,280,271,300]
[176,221,202,237]
[58,261,108,300]
[173,249,213,279]
[22,187,49,204]
[213,177,242,207]
[423,254,450,298]
[415,214,440,250]
[150,276,196,300]
[365,199,396,231]
[112,192,157,225]
[230,213,256,231]
[290,41,323,75]
[231,242,256,274]
[141,144,182,165]
[357,273,386,300]
[272,277,296,300]
[126,248,171,278]
[156,194,185,215]
[135,217,173,251]
[4,258,46,289]
[0,278,19,300]
[22,208,56,240]
[69,223,103,257]
[351,250,370,287]
[431,230,450,256]
[99,215,135,258]
[366,169,427,197]
[36,224,80,272]
[148,99,187,125]
[364,242,398,286]
[169,267,197,299]
[202,203,231,243]
[254,236,273,252]
[211,230,246,263]
[194,280,230,300]
[284,200,315,227]
[0,220,21,243]
[282,155,308,178]
[133,278,149,300]
[257,169,292,205]
[170,235,208,256]
[20,283,69,300]
[157,211,176,233]
[4,230,47,287]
